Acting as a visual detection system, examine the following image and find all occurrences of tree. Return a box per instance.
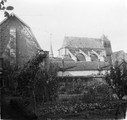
[16,50,47,113]
[15,50,59,112]
[35,61,59,104]
[2,50,59,113]
[0,0,14,17]
[105,60,127,100]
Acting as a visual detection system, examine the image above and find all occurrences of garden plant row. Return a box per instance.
[38,100,127,117]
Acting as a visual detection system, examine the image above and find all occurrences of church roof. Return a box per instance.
[60,36,104,50]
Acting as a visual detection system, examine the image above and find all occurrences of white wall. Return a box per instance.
[57,70,108,77]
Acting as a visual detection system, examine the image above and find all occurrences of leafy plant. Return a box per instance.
[2,50,59,114]
[82,78,113,103]
[35,61,59,104]
[105,61,127,99]
[0,0,14,17]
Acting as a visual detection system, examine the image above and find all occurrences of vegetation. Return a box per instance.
[0,0,14,17]
[105,61,127,99]
[82,82,113,103]
[58,78,113,103]
[37,77,127,119]
[38,100,127,119]
[2,57,127,119]
[2,51,59,114]
[34,61,59,104]
[1,45,127,119]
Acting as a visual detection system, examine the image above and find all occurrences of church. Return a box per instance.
[51,35,112,78]
[58,35,112,62]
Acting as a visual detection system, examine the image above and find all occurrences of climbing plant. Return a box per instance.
[105,61,127,100]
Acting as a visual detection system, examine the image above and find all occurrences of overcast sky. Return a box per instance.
[0,0,127,56]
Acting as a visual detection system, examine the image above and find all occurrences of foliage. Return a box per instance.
[58,78,113,103]
[16,51,47,96]
[35,61,59,104]
[2,63,19,92]
[3,50,59,102]
[0,0,14,17]
[105,61,127,99]
[82,83,113,103]
[38,101,127,116]
[2,51,59,112]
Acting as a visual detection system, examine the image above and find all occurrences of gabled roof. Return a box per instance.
[61,36,104,50]
[0,13,30,28]
[0,13,41,49]
[112,50,127,63]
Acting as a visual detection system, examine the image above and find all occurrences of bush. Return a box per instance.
[59,87,67,94]
[82,79,113,103]
[82,87,96,103]
[105,61,127,99]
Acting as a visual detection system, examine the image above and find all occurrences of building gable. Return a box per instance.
[0,13,41,66]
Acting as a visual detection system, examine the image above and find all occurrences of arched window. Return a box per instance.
[90,54,98,61]
[76,53,86,61]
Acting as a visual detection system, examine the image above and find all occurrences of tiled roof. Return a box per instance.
[61,36,104,49]
[51,58,110,71]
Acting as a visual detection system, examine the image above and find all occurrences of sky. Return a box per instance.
[0,0,127,56]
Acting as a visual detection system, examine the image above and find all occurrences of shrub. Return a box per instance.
[82,79,113,103]
[105,61,127,100]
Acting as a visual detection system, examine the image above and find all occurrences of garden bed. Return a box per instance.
[37,100,127,119]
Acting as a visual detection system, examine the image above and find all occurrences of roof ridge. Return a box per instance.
[0,16,8,25]
[0,13,30,29]
[10,13,30,28]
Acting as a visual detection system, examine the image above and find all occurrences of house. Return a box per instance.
[58,35,112,63]
[111,50,127,64]
[0,13,41,66]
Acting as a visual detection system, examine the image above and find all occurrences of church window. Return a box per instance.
[90,54,98,61]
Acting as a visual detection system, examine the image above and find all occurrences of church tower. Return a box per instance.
[101,34,112,63]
